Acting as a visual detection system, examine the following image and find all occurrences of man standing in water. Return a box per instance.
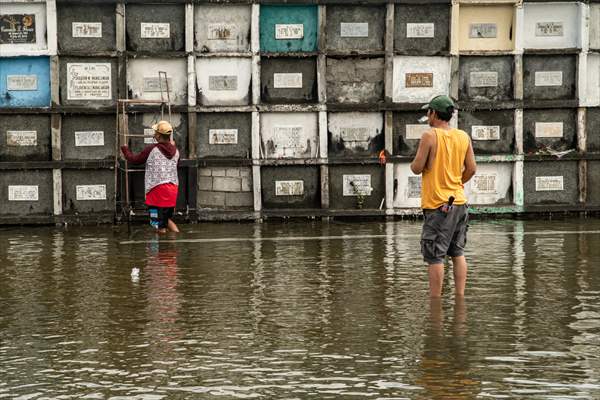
[121,121,180,234]
[410,96,476,297]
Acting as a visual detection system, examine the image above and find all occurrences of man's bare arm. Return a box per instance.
[410,131,433,175]
[462,141,477,184]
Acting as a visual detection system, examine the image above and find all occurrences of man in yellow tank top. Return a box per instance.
[410,95,477,298]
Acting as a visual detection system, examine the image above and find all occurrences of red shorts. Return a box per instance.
[146,183,178,208]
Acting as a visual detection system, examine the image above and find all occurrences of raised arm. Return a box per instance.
[121,145,154,165]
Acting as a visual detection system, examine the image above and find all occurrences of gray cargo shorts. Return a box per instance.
[421,204,469,265]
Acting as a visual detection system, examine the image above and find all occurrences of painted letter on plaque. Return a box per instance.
[143,77,173,93]
[75,131,104,147]
[8,185,38,201]
[535,122,563,138]
[535,22,564,37]
[340,22,369,38]
[72,22,102,38]
[273,73,303,89]
[76,185,107,201]
[535,176,564,191]
[209,129,238,145]
[343,174,372,196]
[207,23,236,40]
[471,126,500,141]
[0,14,36,44]
[7,130,37,146]
[67,63,112,100]
[275,24,304,40]
[208,76,238,91]
[275,180,304,196]
[405,73,433,88]
[470,71,498,88]
[405,124,429,140]
[408,176,422,198]
[535,71,563,87]
[472,174,497,194]
[469,23,497,38]
[340,127,370,142]
[406,23,435,38]
[7,75,37,91]
[140,23,170,38]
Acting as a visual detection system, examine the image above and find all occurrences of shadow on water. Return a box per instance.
[1,219,600,398]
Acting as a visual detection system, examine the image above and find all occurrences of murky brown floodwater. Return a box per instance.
[1,219,600,399]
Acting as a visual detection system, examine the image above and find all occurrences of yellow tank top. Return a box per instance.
[421,128,470,209]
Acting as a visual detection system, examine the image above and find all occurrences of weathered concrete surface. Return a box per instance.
[194,4,251,53]
[198,167,253,209]
[260,112,318,159]
[261,58,317,104]
[523,55,576,101]
[464,162,513,205]
[59,57,118,107]
[329,165,385,210]
[458,5,515,52]
[328,112,384,158]
[125,4,185,52]
[523,2,580,50]
[326,57,384,104]
[130,167,187,210]
[459,56,513,102]
[0,2,47,54]
[585,54,600,107]
[198,113,251,158]
[524,161,578,205]
[62,115,116,161]
[586,107,600,153]
[591,4,600,50]
[458,110,515,154]
[196,57,252,106]
[393,163,421,208]
[394,3,450,55]
[0,170,53,216]
[260,5,318,53]
[0,115,51,161]
[393,56,452,103]
[0,57,51,108]
[393,111,429,156]
[523,108,576,154]
[325,5,385,52]
[587,160,600,205]
[127,58,187,105]
[62,169,115,214]
[127,113,188,158]
[261,166,320,209]
[57,3,116,52]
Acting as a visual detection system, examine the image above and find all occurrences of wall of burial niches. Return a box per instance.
[2,0,600,224]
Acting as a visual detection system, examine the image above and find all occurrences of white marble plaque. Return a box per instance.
[140,23,170,38]
[76,184,106,201]
[72,22,102,38]
[536,176,564,191]
[408,176,422,198]
[274,126,304,153]
[472,174,497,194]
[273,73,303,89]
[535,122,563,138]
[209,129,238,145]
[275,180,304,196]
[340,22,369,38]
[144,128,156,144]
[535,22,564,37]
[469,23,497,38]
[471,125,500,141]
[275,24,304,40]
[143,77,173,92]
[470,71,498,88]
[405,124,429,140]
[75,131,104,147]
[343,174,372,197]
[208,75,238,91]
[67,63,111,100]
[406,23,435,38]
[7,75,37,91]
[6,130,37,146]
[207,23,237,40]
[340,127,370,142]
[8,185,38,201]
[535,71,563,87]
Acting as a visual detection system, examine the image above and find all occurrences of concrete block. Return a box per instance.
[523,3,581,50]
[0,170,53,216]
[260,112,319,159]
[198,190,226,207]
[196,57,252,106]
[591,4,600,51]
[329,165,385,210]
[0,57,51,108]
[459,56,513,102]
[0,114,51,162]
[59,57,117,107]
[394,3,450,55]
[458,5,515,52]
[260,57,317,104]
[62,169,115,214]
[128,113,188,158]
[393,56,452,103]
[261,166,320,209]
[241,177,252,192]
[325,5,385,52]
[57,3,116,52]
[585,54,600,107]
[198,112,251,158]
[198,176,213,191]
[524,161,578,205]
[225,192,253,207]
[523,109,577,154]
[328,112,384,158]
[586,108,600,153]
[194,4,251,53]
[212,168,226,177]
[213,176,242,192]
[458,109,515,155]
[523,55,576,101]
[226,168,240,177]
[62,114,116,161]
[260,5,318,53]
[326,58,384,104]
[125,4,185,52]
[240,168,251,178]
[127,58,188,105]
[587,160,600,205]
[199,168,212,177]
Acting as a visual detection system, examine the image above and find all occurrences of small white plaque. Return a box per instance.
[536,176,564,191]
[275,24,304,40]
[407,176,422,199]
[535,71,563,87]
[7,75,37,91]
[75,131,104,147]
[469,23,497,38]
[144,128,156,144]
[340,127,370,142]
[472,174,497,194]
[207,23,237,40]
[273,73,303,89]
[143,77,173,93]
[208,76,238,91]
[8,185,38,201]
[140,23,170,38]
[535,22,564,37]
[7,131,37,146]
[343,174,372,197]
[405,124,429,140]
[274,126,304,154]
[72,22,102,38]
[406,23,435,38]
[471,126,500,141]
[76,185,106,201]
[470,71,498,88]
[535,122,563,138]
[67,63,111,100]
[276,180,304,196]
[340,22,369,38]
[209,129,238,145]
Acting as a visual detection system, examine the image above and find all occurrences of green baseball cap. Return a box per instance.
[421,95,456,113]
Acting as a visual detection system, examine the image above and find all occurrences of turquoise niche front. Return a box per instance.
[260,5,318,53]
[0,57,51,108]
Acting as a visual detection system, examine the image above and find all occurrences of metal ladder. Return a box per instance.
[115,71,172,224]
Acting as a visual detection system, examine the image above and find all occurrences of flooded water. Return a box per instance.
[1,219,600,399]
